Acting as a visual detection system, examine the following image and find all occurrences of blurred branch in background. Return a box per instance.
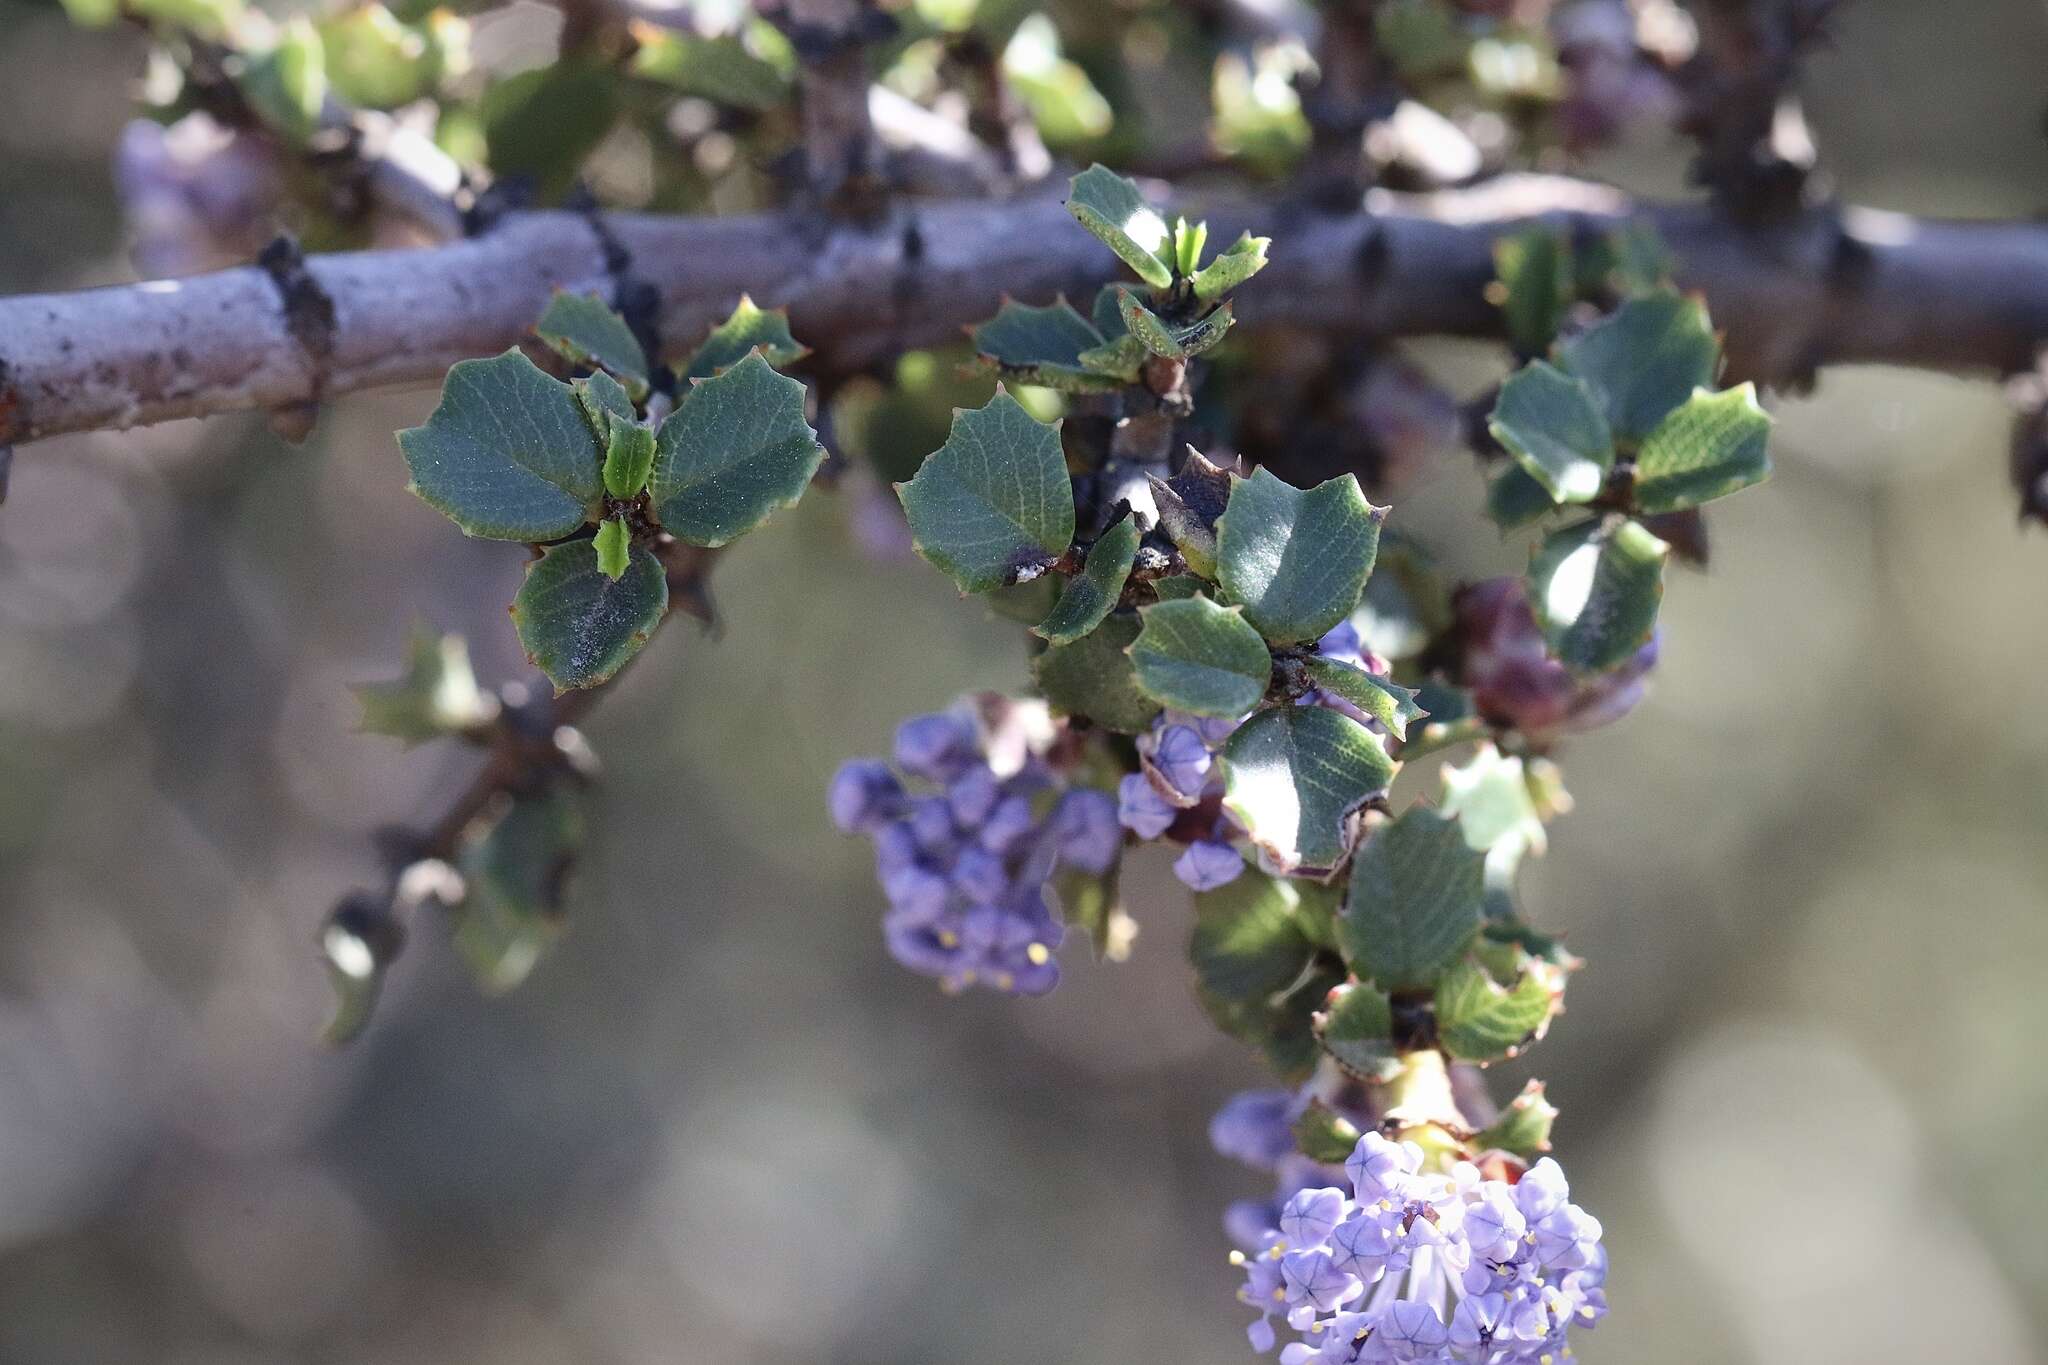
[10,174,2048,447]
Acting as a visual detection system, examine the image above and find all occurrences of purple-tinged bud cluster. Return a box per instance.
[1127,711,1251,891]
[831,706,1121,994]
[1228,1131,1607,1363]
[1457,578,1656,741]
[114,115,284,279]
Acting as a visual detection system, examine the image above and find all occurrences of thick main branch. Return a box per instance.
[5,175,2048,447]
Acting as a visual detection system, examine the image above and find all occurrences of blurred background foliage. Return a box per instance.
[1,0,2047,1361]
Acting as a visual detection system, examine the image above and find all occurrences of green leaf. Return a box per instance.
[1400,684,1486,761]
[576,370,636,435]
[1150,574,1205,601]
[1191,232,1270,303]
[452,786,585,994]
[319,899,397,1046]
[1489,360,1614,503]
[353,623,491,746]
[1353,536,1451,663]
[1147,447,1234,580]
[1127,596,1272,717]
[1559,291,1720,442]
[1485,462,1559,531]
[1434,956,1556,1063]
[651,352,825,547]
[1090,284,1128,339]
[1528,516,1667,673]
[970,298,1120,394]
[1316,979,1401,1082]
[1339,807,1484,989]
[682,295,809,380]
[482,58,621,198]
[1217,468,1386,644]
[1173,218,1207,278]
[1493,228,1572,356]
[1474,1079,1559,1157]
[1440,742,1550,880]
[1117,290,1233,359]
[601,414,656,499]
[243,18,328,147]
[1034,514,1139,646]
[896,389,1074,592]
[538,292,650,400]
[512,538,668,692]
[1002,14,1113,146]
[1031,612,1160,734]
[592,515,631,581]
[320,5,440,109]
[129,0,241,36]
[58,0,119,27]
[1293,1102,1365,1162]
[1224,706,1396,872]
[1631,383,1772,513]
[1065,164,1173,289]
[630,31,791,110]
[1191,870,1322,1002]
[399,350,604,541]
[1076,334,1148,382]
[1301,658,1426,740]
[1052,861,1134,961]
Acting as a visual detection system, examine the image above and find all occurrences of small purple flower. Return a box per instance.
[1376,1298,1449,1353]
[880,862,949,923]
[829,759,903,833]
[1345,1132,1418,1205]
[1117,772,1178,838]
[1280,1250,1363,1325]
[945,764,1001,828]
[1150,723,1214,800]
[1279,1187,1347,1247]
[1174,839,1245,891]
[950,846,1011,903]
[1050,789,1121,874]
[979,794,1038,857]
[893,711,978,781]
[1210,1089,1300,1170]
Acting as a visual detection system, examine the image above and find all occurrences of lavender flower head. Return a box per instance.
[1228,1131,1607,1363]
[831,701,1122,994]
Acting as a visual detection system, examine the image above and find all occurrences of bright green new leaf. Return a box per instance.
[353,623,491,747]
[896,389,1074,592]
[1440,742,1549,867]
[1032,612,1159,734]
[592,514,631,581]
[58,0,118,27]
[1076,333,1148,381]
[652,352,825,547]
[682,295,809,380]
[512,538,668,692]
[1127,596,1273,717]
[1224,705,1396,872]
[1191,231,1270,303]
[971,298,1120,393]
[1003,14,1113,146]
[1316,979,1401,1082]
[538,292,650,400]
[1066,164,1173,288]
[1117,290,1234,359]
[452,786,584,994]
[576,370,636,437]
[1217,467,1385,644]
[1174,217,1208,278]
[1528,515,1668,673]
[1339,806,1484,989]
[1301,657,1426,740]
[1035,514,1139,646]
[1559,290,1720,442]
[243,18,329,146]
[321,4,439,109]
[601,414,657,498]
[1489,360,1614,503]
[1474,1078,1559,1157]
[1434,956,1556,1063]
[1632,382,1772,513]
[400,350,604,542]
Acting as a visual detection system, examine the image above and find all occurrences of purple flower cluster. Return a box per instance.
[1457,578,1656,741]
[831,707,1120,994]
[1229,1130,1607,1364]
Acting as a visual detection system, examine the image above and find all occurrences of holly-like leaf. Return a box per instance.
[1316,979,1401,1082]
[353,623,491,746]
[1474,1078,1558,1157]
[1434,955,1556,1063]
[1076,333,1148,382]
[452,786,585,994]
[1492,228,1572,356]
[1190,869,1322,1002]
[1339,807,1484,989]
[399,350,604,542]
[1217,468,1386,644]
[1559,291,1720,442]
[682,295,809,380]
[1065,163,1173,288]
[1032,612,1160,733]
[1401,683,1485,761]
[1223,705,1395,873]
[1117,290,1233,358]
[601,413,656,498]
[1302,657,1426,740]
[1146,447,1234,579]
[1127,596,1272,717]
[896,389,1074,592]
[576,370,636,435]
[1631,382,1772,513]
[1485,462,1559,531]
[512,538,668,692]
[651,351,824,547]
[537,291,650,400]
[1191,231,1270,303]
[1527,515,1668,673]
[1035,514,1139,646]
[970,298,1120,393]
[1489,360,1614,503]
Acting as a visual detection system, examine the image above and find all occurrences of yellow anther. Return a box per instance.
[1272,1288,1286,1302]
[1229,1250,1247,1266]
[1026,942,1051,965]
[993,972,1014,990]
[937,930,960,948]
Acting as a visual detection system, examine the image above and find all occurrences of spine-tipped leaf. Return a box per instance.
[650,351,825,547]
